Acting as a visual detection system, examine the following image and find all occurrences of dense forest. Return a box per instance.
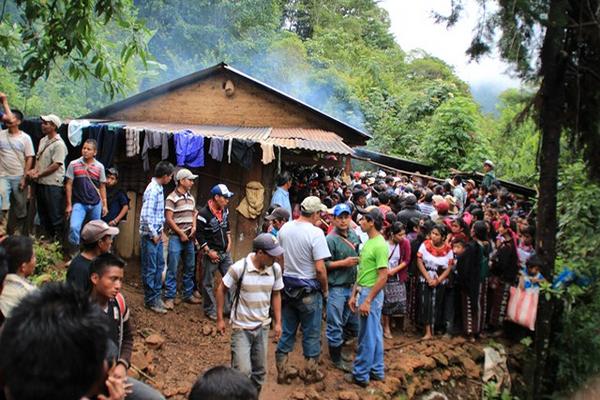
[1,0,600,396]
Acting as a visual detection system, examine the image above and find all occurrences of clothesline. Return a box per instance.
[66,120,279,171]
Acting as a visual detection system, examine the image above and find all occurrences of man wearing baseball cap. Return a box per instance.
[482,159,496,190]
[66,220,119,292]
[275,196,330,384]
[265,207,290,238]
[215,233,284,394]
[164,168,201,310]
[27,113,68,242]
[325,203,360,372]
[196,183,235,320]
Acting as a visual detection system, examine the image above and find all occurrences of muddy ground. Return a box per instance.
[120,273,525,400]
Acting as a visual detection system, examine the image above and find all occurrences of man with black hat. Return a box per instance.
[197,183,235,320]
[265,206,290,238]
[325,203,360,372]
[397,193,423,226]
[275,196,330,385]
[346,208,388,387]
[215,233,284,394]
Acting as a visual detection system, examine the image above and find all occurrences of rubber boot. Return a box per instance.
[303,357,325,384]
[329,345,352,372]
[275,353,297,384]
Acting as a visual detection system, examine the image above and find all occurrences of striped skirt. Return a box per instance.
[418,281,446,330]
[488,277,511,328]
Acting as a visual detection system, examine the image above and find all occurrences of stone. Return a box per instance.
[178,386,190,395]
[290,391,307,400]
[338,390,359,399]
[432,353,449,367]
[202,325,213,336]
[145,334,165,350]
[131,351,149,371]
[450,336,466,346]
[459,356,481,379]
[305,388,321,400]
[164,387,180,397]
[440,369,452,382]
[406,377,420,399]
[464,344,485,362]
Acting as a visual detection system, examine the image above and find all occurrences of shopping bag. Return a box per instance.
[506,286,538,331]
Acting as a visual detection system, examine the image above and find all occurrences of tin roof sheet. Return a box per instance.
[99,121,353,155]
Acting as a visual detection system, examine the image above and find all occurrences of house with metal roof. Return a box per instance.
[81,62,370,259]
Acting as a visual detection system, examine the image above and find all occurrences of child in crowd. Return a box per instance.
[382,222,410,339]
[519,255,545,291]
[0,235,37,319]
[102,167,130,227]
[189,366,258,400]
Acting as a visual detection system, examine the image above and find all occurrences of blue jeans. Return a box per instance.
[231,325,269,389]
[202,252,233,317]
[276,291,323,358]
[352,287,385,383]
[326,286,359,347]
[140,235,165,306]
[68,202,102,245]
[166,235,196,300]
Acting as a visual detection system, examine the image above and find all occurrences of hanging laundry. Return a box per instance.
[209,137,225,161]
[174,130,204,168]
[230,139,255,170]
[67,119,91,146]
[142,130,171,171]
[260,142,275,165]
[85,124,123,168]
[125,127,142,157]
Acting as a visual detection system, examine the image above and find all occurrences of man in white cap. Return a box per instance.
[215,233,284,394]
[27,114,68,241]
[275,196,330,385]
[66,219,119,292]
[482,160,496,190]
[164,168,201,310]
[196,183,235,320]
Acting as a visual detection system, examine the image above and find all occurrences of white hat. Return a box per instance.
[41,114,62,128]
[484,159,495,168]
[176,168,198,181]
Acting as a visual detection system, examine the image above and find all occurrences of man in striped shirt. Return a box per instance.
[164,168,201,310]
[139,161,174,314]
[216,233,284,394]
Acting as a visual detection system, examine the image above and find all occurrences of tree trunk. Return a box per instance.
[532,0,568,398]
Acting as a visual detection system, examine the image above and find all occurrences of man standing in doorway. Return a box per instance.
[346,208,388,387]
[325,203,360,372]
[27,114,68,241]
[275,196,330,385]
[196,184,235,320]
[164,168,201,309]
[0,106,34,235]
[215,233,284,394]
[270,172,292,216]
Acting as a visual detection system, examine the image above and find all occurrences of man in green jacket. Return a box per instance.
[482,159,496,190]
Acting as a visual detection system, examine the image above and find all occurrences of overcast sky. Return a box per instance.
[380,0,520,89]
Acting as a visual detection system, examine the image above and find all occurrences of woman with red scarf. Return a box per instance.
[416,224,454,340]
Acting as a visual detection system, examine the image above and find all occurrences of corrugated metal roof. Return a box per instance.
[100,121,353,155]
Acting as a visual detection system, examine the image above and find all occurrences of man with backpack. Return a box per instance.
[215,233,284,394]
[88,253,165,400]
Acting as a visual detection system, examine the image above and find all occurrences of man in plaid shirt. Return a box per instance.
[139,161,174,314]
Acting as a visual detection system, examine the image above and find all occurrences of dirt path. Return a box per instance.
[121,276,521,400]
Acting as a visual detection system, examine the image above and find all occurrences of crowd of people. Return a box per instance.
[0,93,543,399]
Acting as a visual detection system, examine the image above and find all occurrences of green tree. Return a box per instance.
[0,0,150,97]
